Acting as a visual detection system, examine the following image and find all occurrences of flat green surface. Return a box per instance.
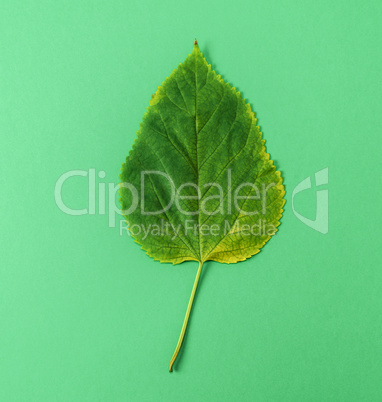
[1,0,381,401]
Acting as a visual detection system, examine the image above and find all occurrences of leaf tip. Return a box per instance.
[194,38,198,46]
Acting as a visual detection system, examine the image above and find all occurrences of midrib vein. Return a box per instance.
[195,49,202,262]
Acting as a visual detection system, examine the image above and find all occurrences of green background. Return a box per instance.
[1,0,381,400]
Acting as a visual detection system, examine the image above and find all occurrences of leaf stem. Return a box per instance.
[169,261,204,372]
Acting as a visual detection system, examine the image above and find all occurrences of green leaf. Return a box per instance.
[120,40,285,371]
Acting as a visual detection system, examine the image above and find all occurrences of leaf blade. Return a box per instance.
[120,43,285,264]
